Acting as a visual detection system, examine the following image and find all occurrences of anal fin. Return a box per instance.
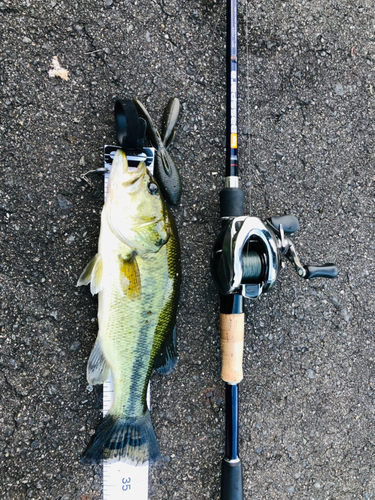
[153,325,178,376]
[87,339,110,385]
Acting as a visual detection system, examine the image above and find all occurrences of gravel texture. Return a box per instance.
[1,0,375,499]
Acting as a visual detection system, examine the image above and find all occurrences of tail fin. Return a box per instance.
[80,411,160,465]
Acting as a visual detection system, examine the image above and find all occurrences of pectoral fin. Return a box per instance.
[77,254,104,295]
[119,253,141,300]
[153,325,178,375]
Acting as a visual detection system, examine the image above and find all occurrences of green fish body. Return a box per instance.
[78,149,180,464]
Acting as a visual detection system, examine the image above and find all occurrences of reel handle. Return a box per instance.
[304,264,339,279]
[269,215,299,234]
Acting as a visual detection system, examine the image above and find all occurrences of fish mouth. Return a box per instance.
[121,161,148,193]
[111,149,129,172]
[112,149,146,176]
[133,218,163,228]
[122,165,146,185]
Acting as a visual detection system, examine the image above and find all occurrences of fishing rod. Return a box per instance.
[210,1,338,499]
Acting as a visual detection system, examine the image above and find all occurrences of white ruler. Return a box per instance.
[102,146,155,500]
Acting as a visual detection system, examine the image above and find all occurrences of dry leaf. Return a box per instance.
[48,56,69,81]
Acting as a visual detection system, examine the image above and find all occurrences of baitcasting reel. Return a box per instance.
[211,214,338,299]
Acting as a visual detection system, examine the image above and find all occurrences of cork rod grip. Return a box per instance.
[220,313,245,384]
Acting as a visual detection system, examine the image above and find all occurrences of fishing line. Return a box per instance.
[168,0,226,160]
[183,1,226,110]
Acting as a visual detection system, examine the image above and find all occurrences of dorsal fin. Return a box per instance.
[153,325,178,375]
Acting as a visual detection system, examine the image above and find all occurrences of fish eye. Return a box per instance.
[147,182,159,195]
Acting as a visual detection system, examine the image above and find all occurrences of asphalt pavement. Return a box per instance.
[1,0,375,498]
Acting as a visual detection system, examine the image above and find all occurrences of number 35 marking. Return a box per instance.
[122,477,131,492]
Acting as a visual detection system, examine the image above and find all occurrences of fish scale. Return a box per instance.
[102,242,176,418]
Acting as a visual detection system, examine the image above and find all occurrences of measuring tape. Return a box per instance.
[102,146,155,500]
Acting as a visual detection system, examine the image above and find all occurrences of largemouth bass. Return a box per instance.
[78,149,180,465]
